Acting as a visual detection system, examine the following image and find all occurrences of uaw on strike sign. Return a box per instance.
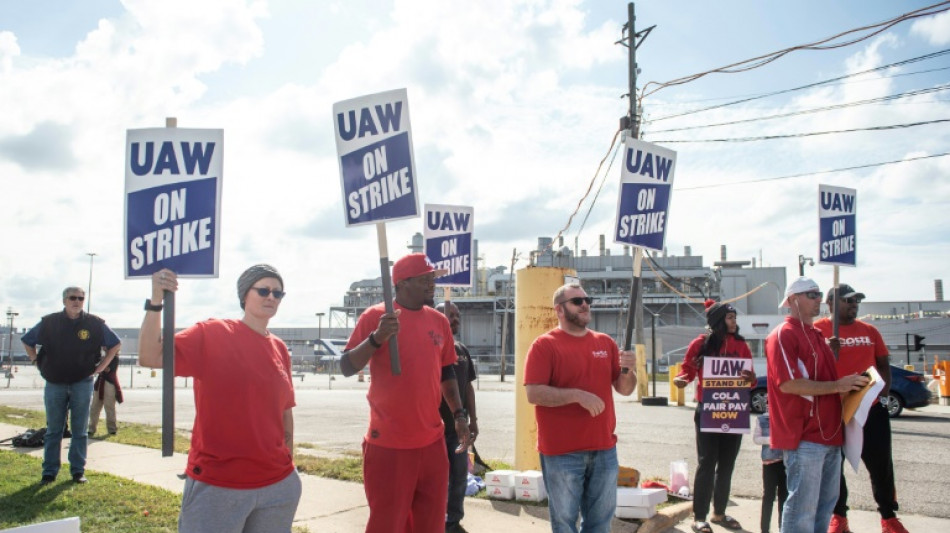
[818,184,856,267]
[124,128,223,278]
[333,88,419,226]
[424,204,474,287]
[613,137,676,252]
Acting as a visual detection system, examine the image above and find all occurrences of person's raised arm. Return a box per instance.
[139,269,177,368]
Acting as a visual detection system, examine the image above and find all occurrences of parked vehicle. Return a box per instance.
[749,365,931,418]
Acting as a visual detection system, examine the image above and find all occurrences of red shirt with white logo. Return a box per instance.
[766,317,843,449]
[524,328,621,455]
[813,318,888,377]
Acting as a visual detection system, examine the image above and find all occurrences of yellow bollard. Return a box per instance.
[669,363,685,406]
[514,266,576,471]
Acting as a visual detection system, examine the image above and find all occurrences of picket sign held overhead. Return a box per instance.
[424,204,474,288]
[613,137,676,253]
[334,88,419,227]
[818,184,857,267]
[818,184,857,352]
[334,89,421,375]
[124,127,223,278]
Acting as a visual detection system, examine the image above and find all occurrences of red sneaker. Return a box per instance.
[881,517,909,533]
[828,514,851,533]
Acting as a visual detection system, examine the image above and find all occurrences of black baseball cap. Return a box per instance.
[827,283,866,302]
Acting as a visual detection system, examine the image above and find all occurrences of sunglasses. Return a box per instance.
[558,296,594,306]
[800,291,823,300]
[67,295,85,302]
[251,287,286,299]
[841,297,863,304]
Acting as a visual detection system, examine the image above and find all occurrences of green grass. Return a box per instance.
[0,449,180,532]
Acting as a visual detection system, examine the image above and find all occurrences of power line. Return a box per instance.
[675,152,950,191]
[644,65,950,108]
[640,2,950,103]
[652,118,950,143]
[646,48,950,122]
[645,85,950,134]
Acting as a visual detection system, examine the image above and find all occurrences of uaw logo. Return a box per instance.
[592,350,609,359]
[77,329,91,341]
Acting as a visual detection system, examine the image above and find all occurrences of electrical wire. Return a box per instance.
[545,128,621,253]
[645,65,950,108]
[645,84,950,134]
[652,118,950,144]
[645,49,950,122]
[675,152,950,191]
[639,2,950,107]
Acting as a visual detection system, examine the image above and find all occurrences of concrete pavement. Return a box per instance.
[4,422,949,532]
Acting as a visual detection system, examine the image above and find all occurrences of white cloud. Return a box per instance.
[1,0,948,330]
[911,9,950,45]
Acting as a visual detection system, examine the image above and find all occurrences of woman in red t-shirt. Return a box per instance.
[674,300,756,533]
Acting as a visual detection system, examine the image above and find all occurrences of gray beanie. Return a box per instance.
[237,264,284,309]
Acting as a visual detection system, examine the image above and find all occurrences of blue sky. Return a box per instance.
[0,0,948,328]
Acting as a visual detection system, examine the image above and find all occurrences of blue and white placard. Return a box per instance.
[124,128,223,278]
[818,184,856,266]
[333,89,420,227]
[424,204,474,287]
[613,137,677,252]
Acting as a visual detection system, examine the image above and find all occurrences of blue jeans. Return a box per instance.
[781,441,841,533]
[539,448,618,533]
[43,377,94,478]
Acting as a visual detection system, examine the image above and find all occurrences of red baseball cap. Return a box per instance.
[392,253,448,285]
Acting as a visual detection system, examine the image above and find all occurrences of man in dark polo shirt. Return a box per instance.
[22,286,121,485]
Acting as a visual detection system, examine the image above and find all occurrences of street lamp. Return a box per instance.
[315,312,325,341]
[315,312,326,377]
[86,252,97,313]
[797,254,814,276]
[5,308,18,379]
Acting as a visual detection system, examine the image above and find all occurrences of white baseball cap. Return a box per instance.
[780,276,820,308]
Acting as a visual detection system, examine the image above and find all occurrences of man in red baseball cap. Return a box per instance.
[342,253,469,533]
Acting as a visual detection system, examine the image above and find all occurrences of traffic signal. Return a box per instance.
[913,334,926,351]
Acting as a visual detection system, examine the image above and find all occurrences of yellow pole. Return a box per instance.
[514,265,576,471]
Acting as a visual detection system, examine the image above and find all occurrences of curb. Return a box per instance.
[637,501,692,533]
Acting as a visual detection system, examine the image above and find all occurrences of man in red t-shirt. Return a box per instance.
[524,283,637,533]
[342,253,471,533]
[765,277,868,533]
[815,284,908,533]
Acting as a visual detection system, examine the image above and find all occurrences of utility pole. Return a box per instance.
[617,2,662,405]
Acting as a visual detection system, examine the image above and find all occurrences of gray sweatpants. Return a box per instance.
[179,469,302,533]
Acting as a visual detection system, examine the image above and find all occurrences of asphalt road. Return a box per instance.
[2,366,949,518]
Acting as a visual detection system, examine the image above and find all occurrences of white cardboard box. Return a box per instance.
[515,486,547,502]
[514,470,545,491]
[615,505,657,519]
[485,470,518,487]
[616,487,667,507]
[487,485,515,500]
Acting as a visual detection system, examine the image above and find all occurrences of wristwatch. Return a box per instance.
[453,408,468,420]
[144,299,163,312]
